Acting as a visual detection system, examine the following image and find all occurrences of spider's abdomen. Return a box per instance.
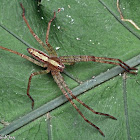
[27,48,49,62]
[27,48,65,72]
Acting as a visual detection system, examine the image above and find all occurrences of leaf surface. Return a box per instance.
[0,0,140,139]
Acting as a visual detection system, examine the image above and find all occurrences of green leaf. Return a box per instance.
[0,0,140,139]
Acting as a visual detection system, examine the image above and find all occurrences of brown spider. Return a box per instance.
[0,3,137,136]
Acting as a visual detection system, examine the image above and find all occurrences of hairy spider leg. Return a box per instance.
[20,3,57,56]
[45,11,56,45]
[27,69,50,109]
[52,71,106,136]
[0,46,51,108]
[45,10,61,57]
[0,46,47,68]
[59,56,137,74]
[56,72,117,119]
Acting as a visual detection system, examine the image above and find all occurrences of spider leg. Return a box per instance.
[45,11,56,45]
[0,46,47,68]
[20,3,57,56]
[27,69,50,109]
[59,55,137,74]
[45,9,61,56]
[62,62,75,65]
[56,72,117,119]
[52,71,105,136]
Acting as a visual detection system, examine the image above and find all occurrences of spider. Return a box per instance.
[37,0,42,6]
[0,3,137,137]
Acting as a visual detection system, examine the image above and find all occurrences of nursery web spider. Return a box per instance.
[0,3,137,136]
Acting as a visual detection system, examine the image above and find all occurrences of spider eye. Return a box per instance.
[57,64,65,72]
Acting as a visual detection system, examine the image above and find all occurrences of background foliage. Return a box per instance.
[0,0,140,139]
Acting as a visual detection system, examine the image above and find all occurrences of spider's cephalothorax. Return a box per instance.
[0,3,137,137]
